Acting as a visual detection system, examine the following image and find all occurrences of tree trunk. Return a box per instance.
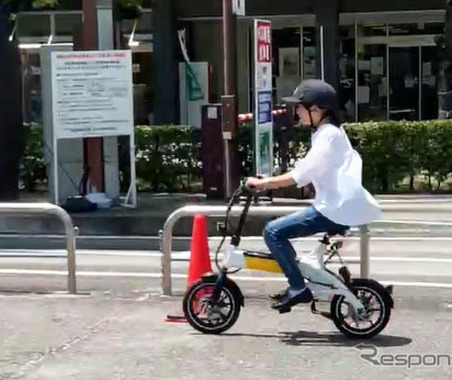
[0,5,24,200]
[437,2,452,119]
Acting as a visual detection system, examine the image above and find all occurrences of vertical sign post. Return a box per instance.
[233,0,245,15]
[254,19,273,177]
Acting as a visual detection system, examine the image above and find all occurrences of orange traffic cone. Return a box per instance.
[187,214,212,286]
[165,214,212,323]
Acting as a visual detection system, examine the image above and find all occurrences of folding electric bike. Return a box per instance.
[183,184,393,338]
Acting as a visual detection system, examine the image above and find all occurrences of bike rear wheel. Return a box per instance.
[330,279,392,339]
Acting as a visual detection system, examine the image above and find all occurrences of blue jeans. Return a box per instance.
[264,206,349,291]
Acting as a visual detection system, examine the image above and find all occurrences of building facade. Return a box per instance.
[172,0,447,123]
[12,0,450,127]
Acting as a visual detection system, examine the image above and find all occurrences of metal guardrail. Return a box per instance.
[161,204,372,296]
[0,203,77,293]
[161,203,452,296]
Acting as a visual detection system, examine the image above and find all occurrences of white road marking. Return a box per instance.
[0,268,452,288]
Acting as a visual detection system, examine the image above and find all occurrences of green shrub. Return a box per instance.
[19,123,46,192]
[132,125,201,192]
[19,119,452,194]
[343,120,452,192]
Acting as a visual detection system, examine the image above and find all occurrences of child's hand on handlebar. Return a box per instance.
[245,177,266,190]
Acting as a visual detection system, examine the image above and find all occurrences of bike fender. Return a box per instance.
[385,286,394,309]
[201,272,245,307]
[354,278,394,309]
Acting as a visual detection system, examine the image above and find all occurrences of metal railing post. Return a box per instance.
[162,208,186,296]
[66,232,77,294]
[359,224,370,278]
[49,206,78,294]
[0,203,77,293]
[67,227,79,294]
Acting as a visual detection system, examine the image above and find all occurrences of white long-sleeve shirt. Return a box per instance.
[290,123,381,226]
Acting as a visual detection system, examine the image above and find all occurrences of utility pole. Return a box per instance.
[221,0,239,199]
[223,0,237,96]
[79,0,104,193]
[0,3,23,200]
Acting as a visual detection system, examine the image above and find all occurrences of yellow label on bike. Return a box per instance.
[244,255,283,273]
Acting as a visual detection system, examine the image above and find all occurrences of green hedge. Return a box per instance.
[130,125,202,192]
[123,123,256,193]
[343,120,452,192]
[20,120,452,194]
[19,124,46,192]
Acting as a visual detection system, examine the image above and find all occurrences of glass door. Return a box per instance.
[421,46,438,120]
[357,24,388,122]
[388,46,420,121]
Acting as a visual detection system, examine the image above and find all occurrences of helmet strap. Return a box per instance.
[309,109,330,133]
[308,109,317,133]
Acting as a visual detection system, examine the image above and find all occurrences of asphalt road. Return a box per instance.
[0,236,452,286]
[1,293,452,380]
[2,223,452,379]
[0,237,452,311]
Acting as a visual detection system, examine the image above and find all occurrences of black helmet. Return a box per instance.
[282,79,339,114]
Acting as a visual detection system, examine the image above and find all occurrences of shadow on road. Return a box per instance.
[278,330,411,347]
[217,330,411,348]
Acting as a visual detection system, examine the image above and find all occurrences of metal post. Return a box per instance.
[48,206,78,293]
[320,25,325,81]
[222,0,238,199]
[66,227,77,294]
[162,213,178,296]
[53,130,59,205]
[359,224,370,278]
[223,0,237,96]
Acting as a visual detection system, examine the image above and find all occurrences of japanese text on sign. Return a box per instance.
[254,19,273,177]
[256,21,271,63]
[51,50,134,139]
[258,91,272,124]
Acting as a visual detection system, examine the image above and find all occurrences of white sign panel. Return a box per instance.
[254,19,273,176]
[51,50,134,139]
[233,0,245,16]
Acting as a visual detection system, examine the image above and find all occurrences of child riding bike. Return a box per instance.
[245,79,381,313]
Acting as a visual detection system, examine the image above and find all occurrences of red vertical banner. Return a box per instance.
[256,21,272,63]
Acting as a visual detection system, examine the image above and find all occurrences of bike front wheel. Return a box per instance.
[183,278,241,334]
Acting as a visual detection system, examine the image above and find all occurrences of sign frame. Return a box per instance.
[254,19,273,177]
[50,50,137,207]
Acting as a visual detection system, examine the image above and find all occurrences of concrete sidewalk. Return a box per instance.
[2,192,452,240]
[1,291,452,380]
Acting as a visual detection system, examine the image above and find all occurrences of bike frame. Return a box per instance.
[221,241,365,312]
[211,185,365,314]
